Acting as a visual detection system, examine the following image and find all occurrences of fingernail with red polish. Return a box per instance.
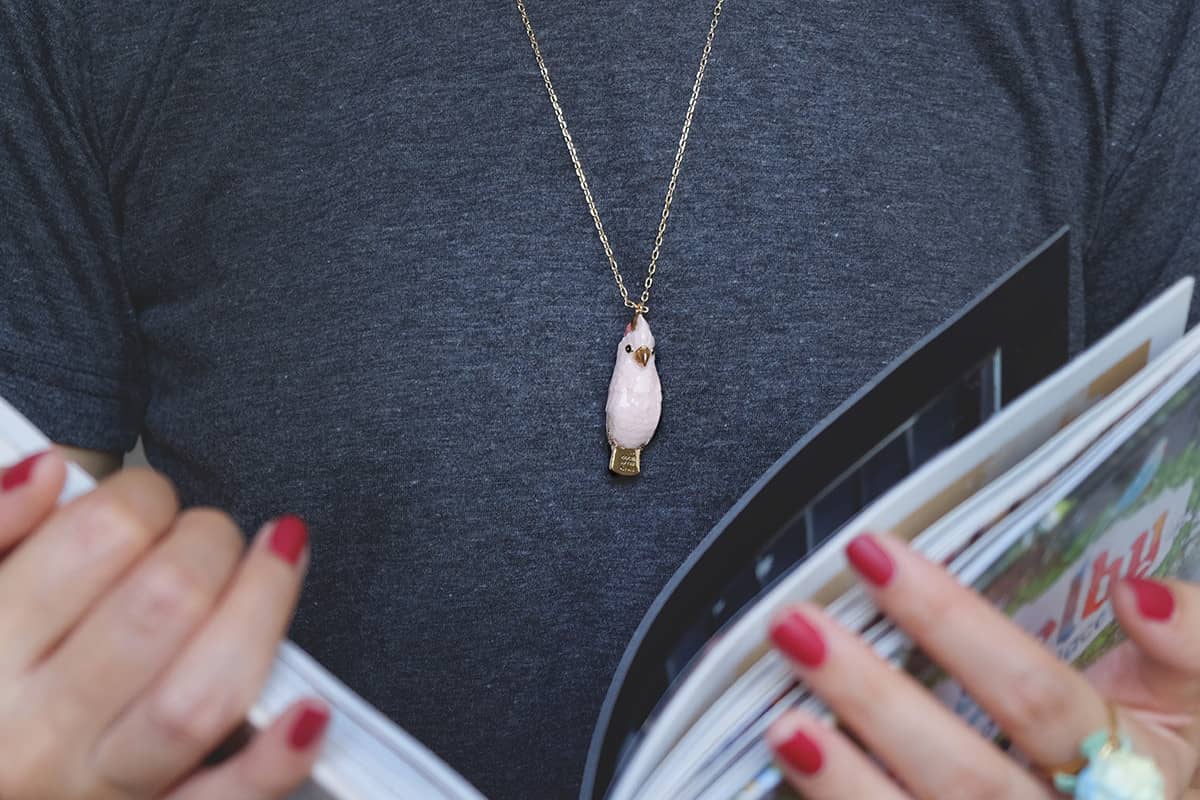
[846,533,895,587]
[775,728,823,775]
[268,515,308,564]
[1,451,48,492]
[288,701,330,750]
[1124,577,1175,621]
[770,610,826,668]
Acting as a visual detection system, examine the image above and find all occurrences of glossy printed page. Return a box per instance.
[607,277,1193,800]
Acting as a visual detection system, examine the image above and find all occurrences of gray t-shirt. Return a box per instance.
[3,2,1199,797]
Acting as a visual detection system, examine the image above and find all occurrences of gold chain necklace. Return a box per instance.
[516,0,727,476]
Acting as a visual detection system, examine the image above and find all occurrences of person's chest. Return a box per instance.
[114,0,1096,497]
[96,4,1117,796]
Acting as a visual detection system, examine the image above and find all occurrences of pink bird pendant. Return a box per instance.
[605,314,663,476]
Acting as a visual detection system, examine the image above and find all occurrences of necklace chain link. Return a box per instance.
[516,0,725,315]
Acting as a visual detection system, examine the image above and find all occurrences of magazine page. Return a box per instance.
[921,349,1200,734]
[607,278,1193,800]
[585,227,1078,800]
[809,304,1200,648]
[0,395,485,800]
[691,343,1200,800]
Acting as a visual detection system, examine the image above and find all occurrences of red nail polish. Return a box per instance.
[288,701,330,750]
[770,611,826,667]
[268,515,308,564]
[846,534,895,587]
[776,728,823,775]
[1124,577,1174,621]
[1,452,47,492]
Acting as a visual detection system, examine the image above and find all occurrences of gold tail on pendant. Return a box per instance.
[609,446,642,477]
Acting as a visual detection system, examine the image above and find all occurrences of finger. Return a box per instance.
[1112,576,1200,708]
[0,467,178,672]
[35,509,243,742]
[766,710,910,800]
[843,532,1109,766]
[770,604,1050,799]
[0,450,66,552]
[1103,577,1200,793]
[94,515,309,792]
[165,699,329,800]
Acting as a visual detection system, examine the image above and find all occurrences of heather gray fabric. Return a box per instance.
[3,2,1200,797]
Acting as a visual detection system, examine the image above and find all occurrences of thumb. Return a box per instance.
[166,699,330,800]
[1112,576,1200,709]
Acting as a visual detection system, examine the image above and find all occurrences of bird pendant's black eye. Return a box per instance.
[625,344,632,353]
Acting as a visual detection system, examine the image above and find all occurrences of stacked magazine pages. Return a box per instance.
[4,229,1200,799]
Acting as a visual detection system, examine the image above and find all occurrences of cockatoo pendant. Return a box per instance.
[606,314,663,476]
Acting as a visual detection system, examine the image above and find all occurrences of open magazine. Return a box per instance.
[3,228,1199,799]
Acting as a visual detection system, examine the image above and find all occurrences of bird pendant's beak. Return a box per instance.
[634,346,652,367]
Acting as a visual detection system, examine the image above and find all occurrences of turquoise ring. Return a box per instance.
[1049,705,1165,800]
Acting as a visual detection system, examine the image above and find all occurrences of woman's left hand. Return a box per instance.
[768,532,1200,799]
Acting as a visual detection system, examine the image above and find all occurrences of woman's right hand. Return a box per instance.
[0,450,327,799]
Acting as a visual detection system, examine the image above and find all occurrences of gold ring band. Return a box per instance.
[1037,702,1120,781]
